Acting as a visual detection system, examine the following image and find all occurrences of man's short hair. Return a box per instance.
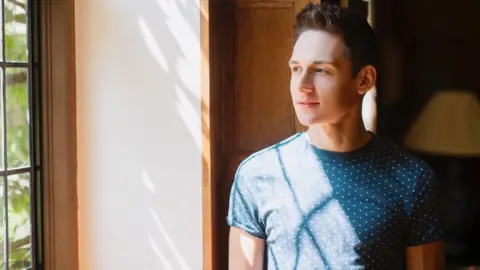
[294,2,379,77]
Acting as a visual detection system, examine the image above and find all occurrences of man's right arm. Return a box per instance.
[228,226,265,270]
[227,161,266,269]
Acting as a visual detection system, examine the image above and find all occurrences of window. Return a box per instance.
[0,0,41,269]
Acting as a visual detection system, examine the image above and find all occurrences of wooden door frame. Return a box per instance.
[201,0,217,268]
[200,0,214,268]
[201,0,232,268]
[40,0,79,269]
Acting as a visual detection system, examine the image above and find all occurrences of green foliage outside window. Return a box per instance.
[0,0,35,268]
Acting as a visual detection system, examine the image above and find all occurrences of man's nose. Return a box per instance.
[299,72,314,93]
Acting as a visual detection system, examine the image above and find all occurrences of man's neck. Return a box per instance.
[306,112,371,153]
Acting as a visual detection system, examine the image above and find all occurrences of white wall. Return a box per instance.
[75,0,203,269]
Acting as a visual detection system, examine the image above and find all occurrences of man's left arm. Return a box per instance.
[405,166,445,270]
[406,241,445,270]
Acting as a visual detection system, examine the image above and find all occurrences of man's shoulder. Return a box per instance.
[235,133,304,178]
[374,136,434,178]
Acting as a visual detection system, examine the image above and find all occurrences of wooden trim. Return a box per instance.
[203,0,237,267]
[201,0,216,269]
[236,2,293,8]
[40,0,79,269]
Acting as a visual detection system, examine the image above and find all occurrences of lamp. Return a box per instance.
[404,90,480,263]
[404,90,480,156]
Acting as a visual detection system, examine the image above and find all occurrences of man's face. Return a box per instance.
[289,30,361,126]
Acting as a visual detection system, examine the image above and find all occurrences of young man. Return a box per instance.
[226,3,444,270]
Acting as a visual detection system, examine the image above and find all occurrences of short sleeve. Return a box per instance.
[406,167,443,246]
[226,166,266,239]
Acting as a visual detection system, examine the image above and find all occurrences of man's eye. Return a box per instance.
[292,66,302,73]
[315,68,328,74]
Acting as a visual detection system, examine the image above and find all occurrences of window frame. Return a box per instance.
[39,0,78,269]
[0,0,46,268]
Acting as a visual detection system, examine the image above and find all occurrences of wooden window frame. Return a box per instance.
[39,0,79,269]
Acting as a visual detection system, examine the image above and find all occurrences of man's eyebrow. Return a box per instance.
[288,60,335,65]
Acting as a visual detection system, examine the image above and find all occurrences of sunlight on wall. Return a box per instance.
[75,0,203,269]
[138,18,169,72]
[155,0,201,100]
[148,234,175,270]
[150,208,193,270]
[175,86,202,150]
[142,168,156,194]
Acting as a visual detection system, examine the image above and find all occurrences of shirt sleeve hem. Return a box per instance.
[226,217,266,239]
[406,235,443,247]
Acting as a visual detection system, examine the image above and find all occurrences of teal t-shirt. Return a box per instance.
[227,133,442,269]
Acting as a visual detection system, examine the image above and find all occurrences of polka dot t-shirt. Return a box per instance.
[226,132,442,270]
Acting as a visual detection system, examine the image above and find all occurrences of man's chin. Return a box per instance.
[296,115,323,127]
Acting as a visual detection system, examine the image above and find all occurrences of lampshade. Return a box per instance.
[404,90,480,156]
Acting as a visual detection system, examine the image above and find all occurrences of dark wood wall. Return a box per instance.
[376,0,480,141]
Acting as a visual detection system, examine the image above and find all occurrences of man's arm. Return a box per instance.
[405,166,444,269]
[229,227,265,270]
[406,241,445,270]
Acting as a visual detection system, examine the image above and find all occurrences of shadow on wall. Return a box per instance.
[76,0,204,269]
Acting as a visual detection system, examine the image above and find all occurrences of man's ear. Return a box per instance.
[355,65,376,95]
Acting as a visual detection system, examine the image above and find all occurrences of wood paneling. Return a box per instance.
[233,5,295,152]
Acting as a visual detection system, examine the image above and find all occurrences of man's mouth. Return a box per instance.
[297,101,320,107]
